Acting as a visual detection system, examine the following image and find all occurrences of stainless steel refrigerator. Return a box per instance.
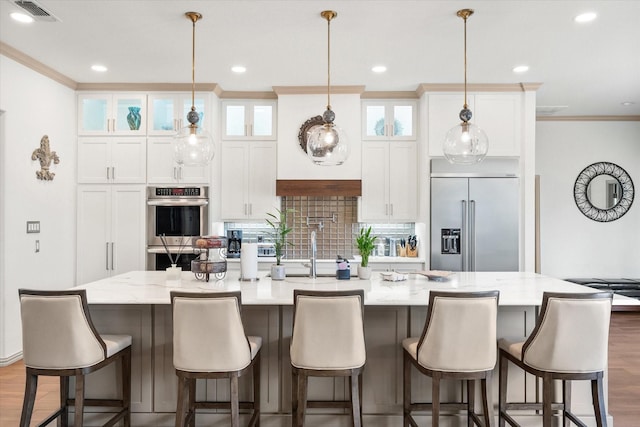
[430,159,519,272]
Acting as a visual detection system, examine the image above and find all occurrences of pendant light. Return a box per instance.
[443,9,488,165]
[173,12,214,167]
[307,10,349,166]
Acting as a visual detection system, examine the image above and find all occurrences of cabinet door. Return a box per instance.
[363,101,416,140]
[474,94,521,156]
[148,95,179,134]
[77,186,111,284]
[112,94,146,135]
[110,137,146,183]
[111,186,146,275]
[222,101,276,140]
[78,137,110,183]
[220,143,249,219]
[388,142,417,221]
[427,94,475,157]
[247,142,277,219]
[78,94,110,135]
[147,138,179,183]
[78,94,146,135]
[360,141,390,221]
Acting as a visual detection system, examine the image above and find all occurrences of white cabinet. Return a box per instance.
[77,137,146,183]
[76,185,146,285]
[222,100,277,140]
[220,141,278,220]
[362,100,417,140]
[147,93,209,135]
[146,138,210,184]
[78,93,146,135]
[427,93,521,157]
[360,141,417,222]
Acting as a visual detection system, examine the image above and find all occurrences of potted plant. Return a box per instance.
[266,208,294,280]
[356,226,377,280]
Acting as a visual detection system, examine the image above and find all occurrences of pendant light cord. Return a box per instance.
[463,14,468,109]
[326,16,331,110]
[191,17,196,110]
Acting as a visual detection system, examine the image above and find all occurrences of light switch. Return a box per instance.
[26,221,40,233]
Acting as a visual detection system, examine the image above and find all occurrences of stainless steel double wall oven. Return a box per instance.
[146,186,209,271]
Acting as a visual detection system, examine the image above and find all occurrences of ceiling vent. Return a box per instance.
[13,0,60,22]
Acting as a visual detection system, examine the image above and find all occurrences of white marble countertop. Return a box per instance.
[72,270,640,307]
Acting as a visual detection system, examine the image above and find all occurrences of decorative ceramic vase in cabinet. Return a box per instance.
[127,106,141,130]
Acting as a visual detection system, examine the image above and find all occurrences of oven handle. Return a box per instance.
[147,199,208,207]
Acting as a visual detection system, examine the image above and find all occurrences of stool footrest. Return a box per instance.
[306,400,352,409]
[194,401,258,410]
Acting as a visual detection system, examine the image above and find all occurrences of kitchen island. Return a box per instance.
[73,271,639,427]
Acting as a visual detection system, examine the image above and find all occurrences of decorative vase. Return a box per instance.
[271,264,286,281]
[127,106,141,130]
[358,265,372,280]
[166,264,182,283]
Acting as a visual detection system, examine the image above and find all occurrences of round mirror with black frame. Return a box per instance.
[574,161,634,222]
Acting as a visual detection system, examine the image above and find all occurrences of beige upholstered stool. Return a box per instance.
[290,289,366,427]
[18,289,132,427]
[171,291,262,427]
[403,290,500,427]
[498,291,613,427]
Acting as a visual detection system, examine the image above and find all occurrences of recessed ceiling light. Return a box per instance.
[91,64,108,72]
[372,65,387,73]
[512,65,529,73]
[231,65,246,73]
[10,12,34,23]
[574,12,597,23]
[621,101,635,106]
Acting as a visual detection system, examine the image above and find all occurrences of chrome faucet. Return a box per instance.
[309,230,317,278]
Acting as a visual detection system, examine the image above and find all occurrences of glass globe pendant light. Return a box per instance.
[307,10,349,166]
[173,12,214,167]
[443,9,488,165]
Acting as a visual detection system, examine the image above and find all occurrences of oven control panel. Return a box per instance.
[153,187,203,197]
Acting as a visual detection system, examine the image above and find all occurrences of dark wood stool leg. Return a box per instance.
[74,373,85,427]
[253,354,261,427]
[19,369,38,427]
[291,369,298,427]
[175,375,189,427]
[188,378,196,427]
[542,374,553,427]
[592,374,607,427]
[60,375,69,427]
[481,378,491,427]
[467,379,475,427]
[230,374,240,427]
[122,348,132,427]
[498,354,508,427]
[563,380,571,427]
[432,372,441,427]
[297,372,308,427]
[350,373,362,427]
[403,352,411,427]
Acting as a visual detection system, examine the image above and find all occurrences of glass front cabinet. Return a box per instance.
[147,93,208,136]
[78,93,147,136]
[362,100,417,140]
[222,100,277,140]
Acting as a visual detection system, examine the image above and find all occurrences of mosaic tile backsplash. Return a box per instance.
[225,197,414,260]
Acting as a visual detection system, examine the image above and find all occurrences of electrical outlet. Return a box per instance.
[27,221,40,233]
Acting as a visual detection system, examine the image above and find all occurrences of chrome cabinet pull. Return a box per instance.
[470,200,476,272]
[390,204,394,216]
[106,242,109,270]
[106,167,110,180]
[462,200,468,272]
[111,242,115,270]
[111,167,115,180]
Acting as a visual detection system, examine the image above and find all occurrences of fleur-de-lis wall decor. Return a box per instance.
[31,135,60,181]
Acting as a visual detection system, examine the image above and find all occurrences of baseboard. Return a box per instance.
[0,351,22,367]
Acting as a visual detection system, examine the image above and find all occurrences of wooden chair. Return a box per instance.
[403,290,500,427]
[498,291,613,427]
[290,289,366,427]
[18,289,132,427]
[171,291,261,427]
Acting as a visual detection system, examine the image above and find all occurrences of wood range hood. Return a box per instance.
[276,180,362,197]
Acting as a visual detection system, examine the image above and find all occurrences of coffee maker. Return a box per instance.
[226,229,242,258]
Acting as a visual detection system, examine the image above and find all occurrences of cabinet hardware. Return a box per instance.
[111,167,115,180]
[111,242,115,271]
[385,204,389,216]
[106,242,109,270]
[390,204,394,216]
[249,204,253,215]
[390,124,394,137]
[173,167,177,180]
[106,167,110,180]
[244,204,248,215]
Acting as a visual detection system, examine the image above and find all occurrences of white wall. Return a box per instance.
[0,55,77,363]
[536,121,640,278]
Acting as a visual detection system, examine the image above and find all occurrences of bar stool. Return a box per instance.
[171,291,261,427]
[290,289,366,427]
[403,290,500,427]
[18,289,132,427]
[498,291,613,427]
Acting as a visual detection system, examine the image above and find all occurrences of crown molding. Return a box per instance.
[219,91,277,99]
[75,83,220,92]
[1,42,77,89]
[537,115,640,122]
[273,85,366,95]
[361,91,418,99]
[416,82,543,97]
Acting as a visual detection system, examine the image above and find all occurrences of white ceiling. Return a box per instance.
[1,0,639,116]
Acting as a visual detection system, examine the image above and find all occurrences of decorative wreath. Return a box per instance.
[574,162,634,222]
[298,115,324,153]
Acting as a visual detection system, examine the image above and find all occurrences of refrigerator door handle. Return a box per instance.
[470,200,476,271]
[461,200,468,271]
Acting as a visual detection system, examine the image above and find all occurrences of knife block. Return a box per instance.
[407,247,418,257]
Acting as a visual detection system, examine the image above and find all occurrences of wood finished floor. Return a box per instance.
[1,312,639,426]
